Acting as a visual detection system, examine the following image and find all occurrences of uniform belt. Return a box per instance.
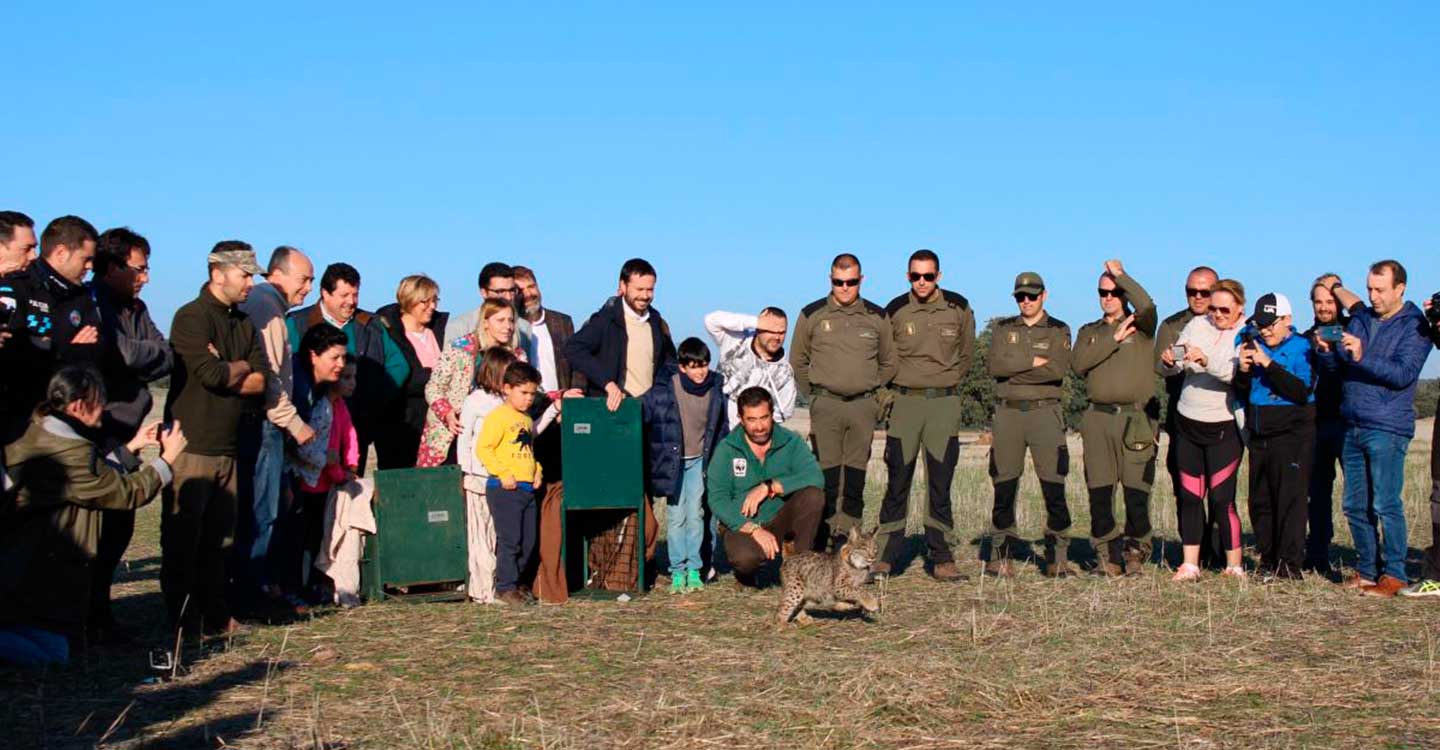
[998,398,1058,411]
[812,386,876,402]
[1088,402,1143,415]
[893,385,959,398]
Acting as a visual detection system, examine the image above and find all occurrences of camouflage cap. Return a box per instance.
[208,248,264,275]
[1013,272,1045,295]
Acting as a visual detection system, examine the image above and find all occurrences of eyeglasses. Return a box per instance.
[1013,292,1040,302]
[1208,306,1234,316]
[127,264,151,276]
[908,272,937,282]
[487,286,517,296]
[1096,288,1123,299]
[756,328,786,336]
[831,278,860,288]
[1186,288,1213,298]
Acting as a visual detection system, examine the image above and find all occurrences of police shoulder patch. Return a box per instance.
[863,298,887,318]
[941,289,970,310]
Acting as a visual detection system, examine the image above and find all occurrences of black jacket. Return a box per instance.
[375,302,449,433]
[563,297,676,398]
[96,286,173,444]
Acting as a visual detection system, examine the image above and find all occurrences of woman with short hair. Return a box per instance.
[376,275,448,469]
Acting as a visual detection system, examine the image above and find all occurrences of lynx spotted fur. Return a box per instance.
[775,528,881,625]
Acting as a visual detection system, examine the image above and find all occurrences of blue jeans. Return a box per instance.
[668,457,705,574]
[0,626,70,668]
[246,422,285,589]
[1341,426,1411,582]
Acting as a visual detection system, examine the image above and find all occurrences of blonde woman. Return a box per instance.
[1160,278,1247,581]
[376,274,447,469]
[416,299,525,467]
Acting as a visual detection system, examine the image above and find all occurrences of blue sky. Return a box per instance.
[4,3,1437,372]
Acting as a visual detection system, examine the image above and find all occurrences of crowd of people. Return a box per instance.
[2,208,1439,670]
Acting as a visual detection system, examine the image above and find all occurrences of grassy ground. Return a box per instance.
[3,417,1439,748]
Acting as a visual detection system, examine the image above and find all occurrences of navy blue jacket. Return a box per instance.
[563,297,677,398]
[1316,301,1433,438]
[641,366,729,497]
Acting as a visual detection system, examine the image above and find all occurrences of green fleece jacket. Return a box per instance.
[705,425,823,532]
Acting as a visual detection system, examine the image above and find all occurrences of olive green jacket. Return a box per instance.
[0,416,171,635]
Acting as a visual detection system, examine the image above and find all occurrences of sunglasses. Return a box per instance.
[1013,292,1041,302]
[1208,305,1234,316]
[1186,288,1213,298]
[908,272,937,282]
[1096,288,1124,299]
[831,278,861,288]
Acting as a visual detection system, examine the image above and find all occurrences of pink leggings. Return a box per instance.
[1174,415,1244,551]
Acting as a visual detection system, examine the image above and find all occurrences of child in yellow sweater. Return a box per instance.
[475,362,544,605]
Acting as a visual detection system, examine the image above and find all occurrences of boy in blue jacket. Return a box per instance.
[1235,293,1316,580]
[642,338,728,594]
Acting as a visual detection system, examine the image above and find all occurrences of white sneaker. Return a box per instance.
[1400,580,1440,598]
[1222,565,1247,580]
[1171,563,1202,582]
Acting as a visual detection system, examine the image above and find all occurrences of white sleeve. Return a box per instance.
[536,402,561,434]
[457,393,486,478]
[704,311,756,349]
[772,365,798,422]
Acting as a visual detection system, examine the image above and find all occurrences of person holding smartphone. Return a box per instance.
[1235,293,1316,581]
[1302,274,1349,575]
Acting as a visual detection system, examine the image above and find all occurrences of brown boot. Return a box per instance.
[930,561,969,582]
[985,537,1016,577]
[1043,535,1075,579]
[1091,538,1123,577]
[1123,546,1147,576]
[496,590,529,606]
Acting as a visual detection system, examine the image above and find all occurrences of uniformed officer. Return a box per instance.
[985,272,1073,577]
[0,210,39,442]
[1071,259,1158,576]
[790,253,896,548]
[874,249,974,581]
[1155,265,1221,565]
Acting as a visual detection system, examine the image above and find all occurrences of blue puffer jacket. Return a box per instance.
[641,366,729,497]
[1316,301,1433,438]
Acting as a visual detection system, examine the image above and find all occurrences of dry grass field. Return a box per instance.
[3,413,1439,749]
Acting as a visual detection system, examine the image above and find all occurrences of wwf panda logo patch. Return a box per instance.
[732,458,748,477]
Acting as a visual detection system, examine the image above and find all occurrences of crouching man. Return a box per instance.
[706,387,824,586]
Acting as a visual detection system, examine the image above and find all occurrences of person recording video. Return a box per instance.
[1234,293,1316,581]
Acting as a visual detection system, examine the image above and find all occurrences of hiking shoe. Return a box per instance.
[930,561,969,582]
[1361,575,1407,598]
[685,569,704,593]
[1090,561,1124,578]
[1122,549,1147,577]
[495,590,529,606]
[984,559,1015,578]
[1171,563,1202,582]
[669,575,686,595]
[1400,580,1440,598]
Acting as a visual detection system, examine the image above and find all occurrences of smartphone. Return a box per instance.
[1317,325,1344,343]
[1169,344,1187,360]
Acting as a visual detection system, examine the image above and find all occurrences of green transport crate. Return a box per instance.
[360,465,469,602]
[560,397,647,593]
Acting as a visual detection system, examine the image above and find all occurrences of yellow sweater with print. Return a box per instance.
[476,404,542,484]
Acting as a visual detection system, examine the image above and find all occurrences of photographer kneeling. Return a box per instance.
[1235,293,1316,581]
[0,366,186,667]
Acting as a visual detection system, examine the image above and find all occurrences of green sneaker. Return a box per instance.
[685,568,704,593]
[669,574,686,595]
[1400,580,1440,598]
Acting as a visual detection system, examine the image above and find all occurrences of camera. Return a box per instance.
[1427,292,1440,326]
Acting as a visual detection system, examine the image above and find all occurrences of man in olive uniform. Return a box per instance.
[1071,259,1158,576]
[1155,265,1221,564]
[986,272,1073,577]
[874,249,974,581]
[790,253,896,548]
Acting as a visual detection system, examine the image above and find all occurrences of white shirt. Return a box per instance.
[530,311,560,392]
[1162,315,1245,427]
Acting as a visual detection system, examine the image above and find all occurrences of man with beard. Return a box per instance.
[704,306,796,428]
[513,266,578,392]
[1302,273,1347,575]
